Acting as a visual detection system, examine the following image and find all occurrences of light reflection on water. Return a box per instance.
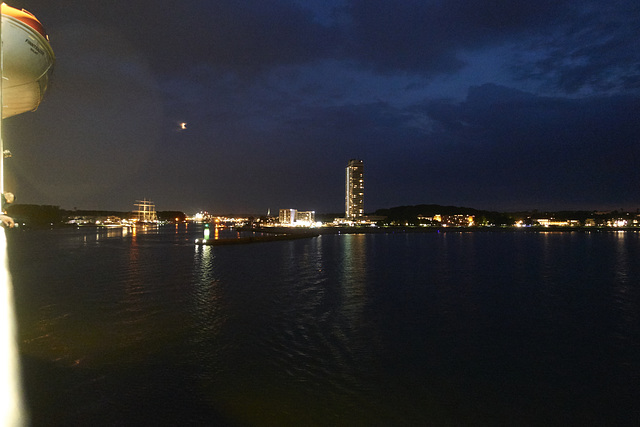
[611,231,640,361]
[5,227,640,425]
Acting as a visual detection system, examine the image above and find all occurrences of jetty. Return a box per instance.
[195,232,319,246]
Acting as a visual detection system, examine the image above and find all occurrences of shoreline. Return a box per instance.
[194,225,640,245]
[257,226,640,235]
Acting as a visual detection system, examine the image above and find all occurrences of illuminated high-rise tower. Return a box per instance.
[345,159,364,220]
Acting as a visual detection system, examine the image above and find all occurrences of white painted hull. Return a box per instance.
[1,5,55,118]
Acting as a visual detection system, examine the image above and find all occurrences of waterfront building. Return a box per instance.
[440,215,475,227]
[279,209,296,225]
[295,210,315,225]
[345,159,364,220]
[535,218,581,227]
[279,209,316,226]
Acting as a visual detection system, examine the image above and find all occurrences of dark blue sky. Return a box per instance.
[4,0,640,214]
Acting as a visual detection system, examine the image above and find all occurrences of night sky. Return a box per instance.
[4,0,639,214]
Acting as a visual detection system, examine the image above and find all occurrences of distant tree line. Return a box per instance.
[5,204,187,227]
[373,204,639,227]
[374,204,515,226]
[5,204,65,226]
[156,211,188,222]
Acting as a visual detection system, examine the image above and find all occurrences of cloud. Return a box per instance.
[5,1,640,212]
[19,0,639,95]
[342,0,570,75]
[511,0,640,95]
[400,84,640,209]
[12,0,337,76]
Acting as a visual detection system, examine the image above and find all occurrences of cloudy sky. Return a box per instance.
[4,0,639,214]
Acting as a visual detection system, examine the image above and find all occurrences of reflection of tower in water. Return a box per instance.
[340,234,368,319]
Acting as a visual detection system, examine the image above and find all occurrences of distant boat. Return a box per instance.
[1,4,55,118]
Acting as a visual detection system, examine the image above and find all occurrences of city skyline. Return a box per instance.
[2,1,639,214]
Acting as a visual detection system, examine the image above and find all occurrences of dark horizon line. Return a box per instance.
[8,202,640,218]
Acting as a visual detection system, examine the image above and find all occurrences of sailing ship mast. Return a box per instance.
[134,199,157,223]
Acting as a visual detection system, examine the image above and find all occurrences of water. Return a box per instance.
[6,225,640,425]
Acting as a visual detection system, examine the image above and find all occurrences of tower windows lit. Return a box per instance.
[345,159,364,220]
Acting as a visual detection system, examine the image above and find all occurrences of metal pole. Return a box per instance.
[0,4,4,199]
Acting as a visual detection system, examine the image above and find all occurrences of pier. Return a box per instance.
[195,231,319,246]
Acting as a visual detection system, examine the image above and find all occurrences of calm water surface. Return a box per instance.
[7,225,640,425]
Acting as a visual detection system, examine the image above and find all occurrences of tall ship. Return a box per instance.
[1,3,55,118]
[134,199,158,223]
